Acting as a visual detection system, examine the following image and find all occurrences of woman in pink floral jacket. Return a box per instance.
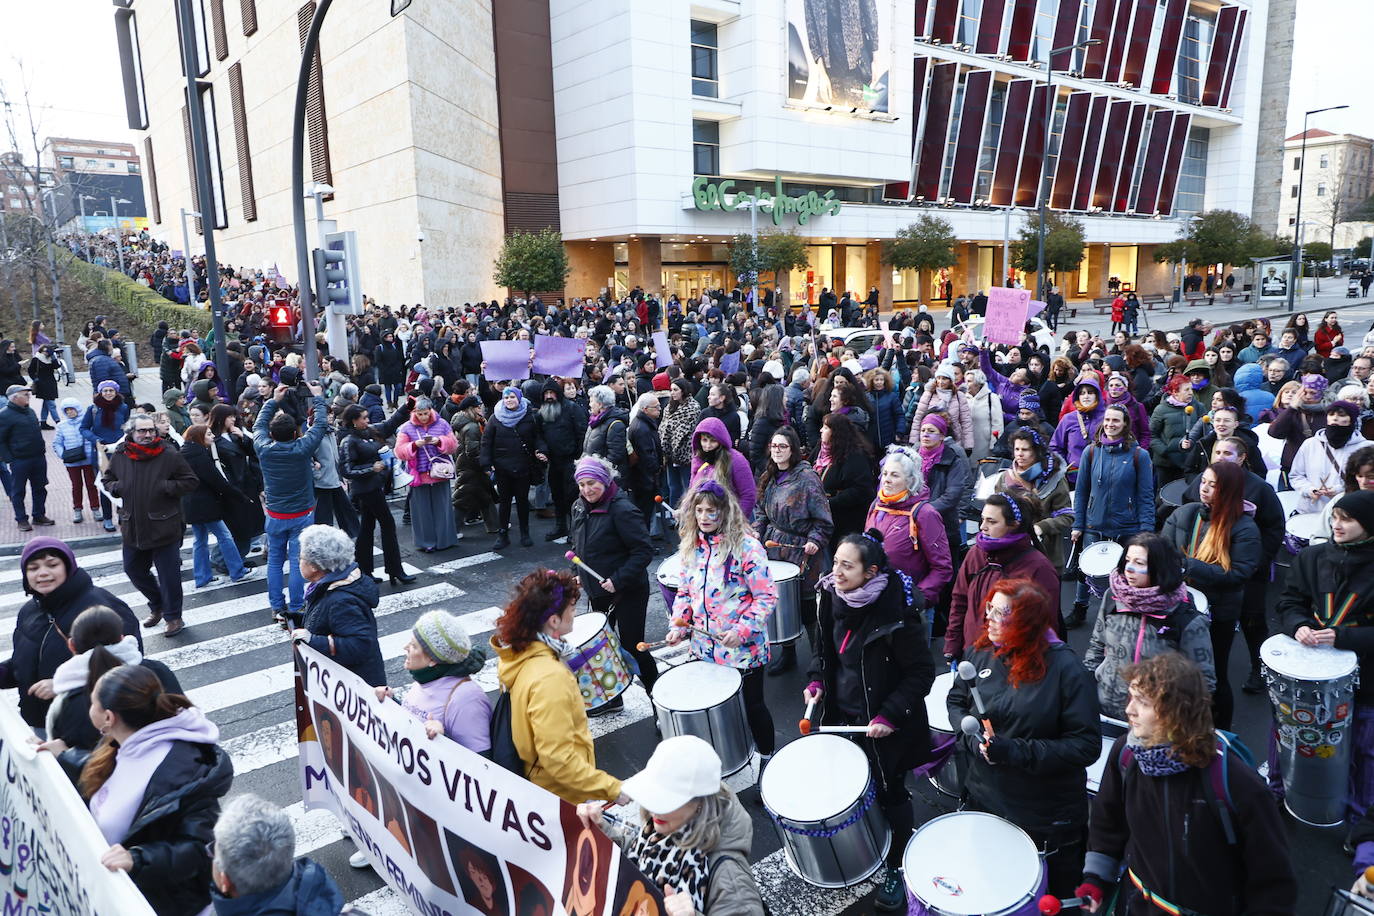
[669,479,778,763]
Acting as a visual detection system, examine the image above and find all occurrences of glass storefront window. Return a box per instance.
[846,247,867,297]
[1108,246,1138,291]
[787,245,832,307]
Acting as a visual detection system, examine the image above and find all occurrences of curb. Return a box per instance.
[0,533,123,558]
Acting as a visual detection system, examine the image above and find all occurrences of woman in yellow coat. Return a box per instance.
[493,567,628,805]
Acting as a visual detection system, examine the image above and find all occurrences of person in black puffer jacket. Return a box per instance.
[480,387,547,549]
[290,525,385,685]
[626,393,663,528]
[374,330,406,406]
[806,531,934,911]
[339,400,415,585]
[816,412,876,549]
[536,378,588,542]
[584,385,632,481]
[83,664,232,916]
[0,537,141,729]
[947,576,1100,898]
[179,425,257,588]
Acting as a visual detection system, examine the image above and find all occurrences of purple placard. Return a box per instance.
[984,287,1032,346]
[858,352,879,371]
[1027,299,1046,318]
[652,331,672,370]
[720,351,741,374]
[480,340,533,381]
[532,335,586,378]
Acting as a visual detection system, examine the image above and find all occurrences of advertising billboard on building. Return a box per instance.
[785,0,892,113]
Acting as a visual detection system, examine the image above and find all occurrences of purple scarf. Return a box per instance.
[1108,570,1188,617]
[818,571,889,607]
[975,531,1029,553]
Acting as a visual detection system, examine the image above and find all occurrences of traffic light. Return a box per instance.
[311,230,362,315]
[270,304,293,327]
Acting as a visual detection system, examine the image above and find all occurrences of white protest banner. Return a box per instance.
[294,645,666,916]
[983,287,1032,346]
[0,701,155,915]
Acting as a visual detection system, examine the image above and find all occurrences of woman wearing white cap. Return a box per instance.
[576,736,764,916]
[375,610,491,752]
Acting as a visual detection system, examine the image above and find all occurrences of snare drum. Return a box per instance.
[1186,586,1210,616]
[1159,478,1188,508]
[1088,717,1129,796]
[924,672,961,798]
[652,662,754,775]
[655,554,683,614]
[567,613,632,714]
[767,559,803,644]
[1079,540,1123,577]
[1261,634,1360,827]
[904,812,1046,915]
[1284,512,1326,560]
[760,734,889,888]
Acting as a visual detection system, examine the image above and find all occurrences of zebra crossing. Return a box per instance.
[0,536,908,915]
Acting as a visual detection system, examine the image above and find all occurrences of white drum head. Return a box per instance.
[767,559,801,584]
[656,554,683,588]
[1277,490,1302,517]
[1286,513,1324,541]
[1080,541,1123,577]
[652,661,742,712]
[568,612,608,647]
[1261,634,1358,680]
[925,672,956,733]
[903,812,1041,915]
[1187,587,1209,616]
[1087,735,1114,793]
[761,734,870,822]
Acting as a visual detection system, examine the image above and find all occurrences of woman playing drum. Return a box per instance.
[947,577,1100,897]
[668,481,777,765]
[804,531,935,912]
[1276,488,1374,826]
[1083,533,1215,720]
[1068,404,1155,630]
[1076,653,1296,915]
[754,426,833,675]
[1163,461,1260,730]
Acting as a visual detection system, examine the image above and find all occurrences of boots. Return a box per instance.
[545,512,570,542]
[493,529,511,550]
[520,527,533,547]
[1065,601,1088,629]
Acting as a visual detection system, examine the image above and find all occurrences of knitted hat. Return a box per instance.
[97,380,120,394]
[1018,392,1041,414]
[1336,490,1374,538]
[935,363,958,381]
[575,456,615,485]
[412,610,472,664]
[1327,399,1360,421]
[919,413,949,437]
[1302,373,1330,395]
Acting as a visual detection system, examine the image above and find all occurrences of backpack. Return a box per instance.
[1118,731,1256,846]
[488,689,524,775]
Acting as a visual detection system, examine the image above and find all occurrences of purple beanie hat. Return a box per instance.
[574,456,614,486]
[19,536,76,593]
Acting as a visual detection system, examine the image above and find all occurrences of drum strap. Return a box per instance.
[1320,591,1360,628]
[1126,868,1207,916]
[566,636,610,672]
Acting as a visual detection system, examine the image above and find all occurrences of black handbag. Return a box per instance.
[61,445,87,463]
[488,689,525,774]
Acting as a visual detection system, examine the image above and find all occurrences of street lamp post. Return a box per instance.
[1289,104,1349,312]
[110,196,130,276]
[78,195,96,262]
[292,0,412,380]
[1035,38,1102,302]
[180,208,201,306]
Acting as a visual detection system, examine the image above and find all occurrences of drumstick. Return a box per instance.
[1038,894,1096,914]
[670,617,715,639]
[636,639,669,651]
[765,539,808,550]
[565,551,609,583]
[811,725,873,734]
[654,494,678,517]
[1366,865,1374,884]
[799,696,817,735]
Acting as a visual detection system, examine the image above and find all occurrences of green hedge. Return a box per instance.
[60,251,213,336]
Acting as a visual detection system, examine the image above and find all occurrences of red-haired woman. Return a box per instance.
[1162,460,1260,730]
[492,567,628,806]
[1076,653,1296,915]
[947,577,1100,898]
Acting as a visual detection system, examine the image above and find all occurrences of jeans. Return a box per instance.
[37,400,59,425]
[667,464,691,509]
[125,541,184,621]
[265,511,314,613]
[384,383,402,406]
[7,456,47,522]
[192,520,247,586]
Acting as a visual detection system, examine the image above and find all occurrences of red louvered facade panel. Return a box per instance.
[1151,0,1188,95]
[1006,0,1038,60]
[1155,113,1193,215]
[1092,100,1131,208]
[1050,92,1090,210]
[1202,6,1239,107]
[1073,95,1109,210]
[1133,110,1175,213]
[976,0,1007,54]
[1049,0,1079,70]
[1015,84,1053,207]
[915,63,958,199]
[1120,0,1156,87]
[991,79,1033,205]
[931,0,960,43]
[950,70,992,202]
[1103,0,1136,82]
[1111,104,1148,212]
[1220,9,1247,108]
[1082,0,1117,78]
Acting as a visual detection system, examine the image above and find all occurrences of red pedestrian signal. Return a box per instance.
[271,305,292,327]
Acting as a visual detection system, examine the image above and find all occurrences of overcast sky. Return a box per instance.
[2,2,1368,154]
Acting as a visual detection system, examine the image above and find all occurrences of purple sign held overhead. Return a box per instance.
[720,350,741,375]
[1028,299,1046,318]
[983,287,1032,346]
[532,335,586,378]
[480,340,532,381]
[652,331,672,370]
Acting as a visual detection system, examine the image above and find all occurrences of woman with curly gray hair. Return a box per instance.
[290,524,384,686]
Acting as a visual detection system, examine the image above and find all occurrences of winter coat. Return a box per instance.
[987,458,1074,572]
[1233,363,1274,420]
[746,413,783,474]
[493,636,622,804]
[215,431,264,541]
[46,657,181,776]
[583,406,631,481]
[818,447,875,544]
[1084,593,1215,719]
[299,566,385,686]
[965,384,1004,460]
[1267,404,1327,472]
[179,440,244,524]
[536,393,589,462]
[1162,502,1260,624]
[670,531,775,669]
[909,385,974,451]
[1181,468,1285,569]
[102,441,199,550]
[116,735,234,916]
[25,353,59,401]
[1105,393,1151,449]
[253,397,331,515]
[0,399,44,461]
[864,491,952,606]
[80,397,130,446]
[924,440,974,549]
[87,349,131,397]
[1072,440,1155,537]
[1315,324,1345,358]
[948,641,1100,833]
[1085,735,1298,916]
[359,390,385,425]
[479,411,544,477]
[1148,399,1197,474]
[211,858,346,916]
[373,340,406,385]
[338,405,411,497]
[0,565,141,728]
[569,486,653,603]
[946,537,1060,658]
[0,351,24,391]
[698,404,742,445]
[754,462,833,580]
[870,387,903,451]
[53,413,96,466]
[660,399,701,467]
[1277,537,1374,704]
[627,411,662,494]
[809,572,935,777]
[1050,382,1106,479]
[1289,426,1369,514]
[689,416,757,519]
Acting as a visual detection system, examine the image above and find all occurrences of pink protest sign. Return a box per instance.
[983,287,1032,345]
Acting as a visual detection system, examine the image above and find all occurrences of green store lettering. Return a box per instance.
[691,176,843,225]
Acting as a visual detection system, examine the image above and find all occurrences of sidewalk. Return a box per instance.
[0,370,167,555]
